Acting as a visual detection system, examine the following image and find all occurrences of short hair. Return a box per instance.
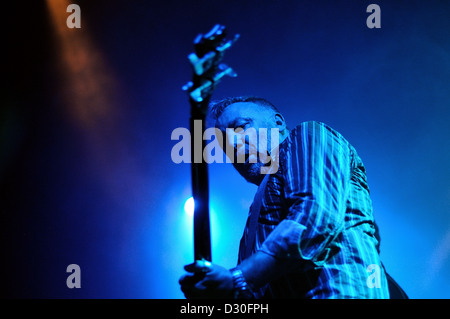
[208,96,281,125]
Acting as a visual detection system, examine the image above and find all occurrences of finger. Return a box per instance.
[179,276,199,299]
[179,273,196,285]
[179,273,207,295]
[181,280,208,299]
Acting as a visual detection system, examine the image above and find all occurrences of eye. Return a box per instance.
[234,122,249,130]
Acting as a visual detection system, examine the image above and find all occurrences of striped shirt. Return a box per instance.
[238,121,390,298]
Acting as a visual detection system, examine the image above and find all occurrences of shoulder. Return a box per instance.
[289,121,348,145]
[282,121,353,167]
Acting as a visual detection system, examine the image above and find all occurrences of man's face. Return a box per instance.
[215,102,279,185]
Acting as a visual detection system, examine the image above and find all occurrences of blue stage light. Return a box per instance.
[184,197,195,216]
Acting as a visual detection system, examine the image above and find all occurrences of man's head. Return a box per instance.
[208,96,289,185]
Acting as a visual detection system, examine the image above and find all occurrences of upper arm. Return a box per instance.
[282,121,351,263]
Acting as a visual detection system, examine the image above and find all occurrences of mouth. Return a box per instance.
[232,151,251,165]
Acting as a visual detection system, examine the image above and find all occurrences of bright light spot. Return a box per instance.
[184,197,195,216]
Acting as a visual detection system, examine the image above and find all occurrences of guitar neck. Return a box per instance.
[190,114,212,262]
[184,24,239,263]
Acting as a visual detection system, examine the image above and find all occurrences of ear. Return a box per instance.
[274,113,286,131]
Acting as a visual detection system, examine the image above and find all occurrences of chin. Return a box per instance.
[233,162,265,186]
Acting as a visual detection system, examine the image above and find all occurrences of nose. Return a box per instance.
[225,129,243,151]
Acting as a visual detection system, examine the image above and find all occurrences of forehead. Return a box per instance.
[216,102,263,127]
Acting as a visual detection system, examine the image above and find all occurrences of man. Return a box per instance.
[179,96,393,299]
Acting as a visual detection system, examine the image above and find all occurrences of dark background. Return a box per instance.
[1,0,449,298]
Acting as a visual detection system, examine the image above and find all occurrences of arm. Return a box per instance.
[239,122,352,290]
[179,122,352,298]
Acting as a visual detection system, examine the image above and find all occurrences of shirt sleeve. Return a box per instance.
[260,121,351,266]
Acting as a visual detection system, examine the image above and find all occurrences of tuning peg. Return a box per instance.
[218,63,237,77]
[204,24,224,40]
[216,34,240,52]
[188,51,217,76]
[182,81,193,91]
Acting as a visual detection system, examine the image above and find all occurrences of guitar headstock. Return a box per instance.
[183,25,239,112]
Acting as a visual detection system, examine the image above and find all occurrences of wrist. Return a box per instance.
[229,267,254,299]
